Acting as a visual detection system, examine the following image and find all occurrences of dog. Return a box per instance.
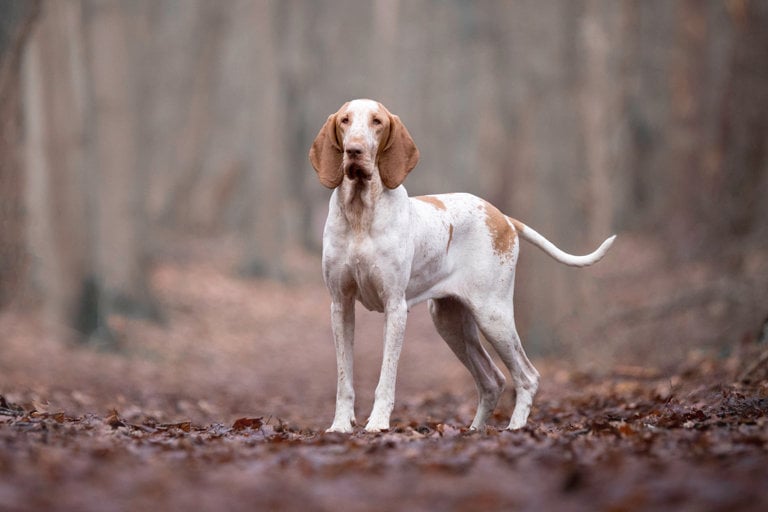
[309,99,615,432]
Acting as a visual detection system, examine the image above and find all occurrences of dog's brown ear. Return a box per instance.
[309,113,344,188]
[378,113,419,189]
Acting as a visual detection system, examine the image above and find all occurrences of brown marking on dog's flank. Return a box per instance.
[482,201,516,257]
[447,224,454,253]
[415,195,447,211]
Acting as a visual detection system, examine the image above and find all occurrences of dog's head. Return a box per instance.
[309,99,419,189]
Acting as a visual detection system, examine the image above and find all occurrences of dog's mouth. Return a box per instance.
[345,163,373,181]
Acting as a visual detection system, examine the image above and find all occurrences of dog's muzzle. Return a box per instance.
[345,163,372,181]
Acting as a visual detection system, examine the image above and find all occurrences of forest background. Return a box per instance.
[2,0,766,362]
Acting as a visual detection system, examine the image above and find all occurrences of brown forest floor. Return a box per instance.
[1,245,767,512]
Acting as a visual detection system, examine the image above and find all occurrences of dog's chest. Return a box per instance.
[345,239,389,312]
[323,187,413,312]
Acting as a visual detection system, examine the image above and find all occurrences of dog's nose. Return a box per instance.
[345,144,363,158]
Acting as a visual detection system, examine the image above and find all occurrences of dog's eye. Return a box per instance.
[340,117,349,125]
[372,117,382,126]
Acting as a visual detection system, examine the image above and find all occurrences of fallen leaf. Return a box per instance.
[232,417,263,431]
[105,409,126,429]
[158,421,192,433]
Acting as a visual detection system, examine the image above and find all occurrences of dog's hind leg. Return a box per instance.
[429,297,506,430]
[471,303,540,430]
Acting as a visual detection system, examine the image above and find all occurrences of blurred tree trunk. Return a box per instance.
[666,0,713,257]
[275,0,319,252]
[23,0,155,345]
[372,0,399,100]
[716,0,768,239]
[242,0,286,279]
[579,0,627,242]
[83,0,155,322]
[23,0,93,338]
[139,0,212,229]
[160,1,225,231]
[0,0,40,309]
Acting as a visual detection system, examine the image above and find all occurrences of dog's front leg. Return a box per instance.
[366,298,408,432]
[327,296,356,433]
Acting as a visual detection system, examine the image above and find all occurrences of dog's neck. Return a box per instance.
[337,170,385,233]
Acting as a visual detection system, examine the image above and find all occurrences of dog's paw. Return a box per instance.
[326,423,354,434]
[364,419,390,433]
[364,425,388,433]
[506,417,528,431]
[469,420,487,431]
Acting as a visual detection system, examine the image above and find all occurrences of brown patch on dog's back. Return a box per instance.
[482,201,516,257]
[415,195,447,211]
[447,224,454,253]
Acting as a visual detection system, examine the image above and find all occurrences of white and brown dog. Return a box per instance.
[310,99,615,433]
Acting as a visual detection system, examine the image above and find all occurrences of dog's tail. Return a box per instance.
[511,218,616,268]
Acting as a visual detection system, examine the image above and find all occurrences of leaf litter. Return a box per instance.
[1,255,767,511]
[1,365,766,512]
